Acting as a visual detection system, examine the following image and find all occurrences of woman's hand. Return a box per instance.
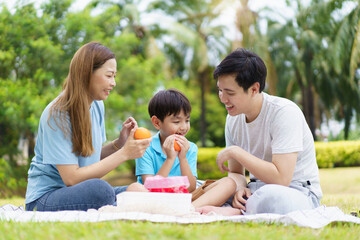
[120,128,151,160]
[116,117,138,149]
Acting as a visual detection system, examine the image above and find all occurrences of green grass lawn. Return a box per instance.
[1,167,360,240]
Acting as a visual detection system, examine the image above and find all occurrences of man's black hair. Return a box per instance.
[213,48,267,92]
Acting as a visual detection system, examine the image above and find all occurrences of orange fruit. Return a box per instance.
[134,127,151,139]
[174,140,181,151]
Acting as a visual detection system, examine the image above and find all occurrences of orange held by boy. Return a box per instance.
[174,140,181,151]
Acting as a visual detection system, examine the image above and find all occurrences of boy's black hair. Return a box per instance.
[213,48,267,92]
[148,88,191,121]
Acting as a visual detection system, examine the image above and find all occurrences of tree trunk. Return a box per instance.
[198,69,210,147]
[295,69,316,140]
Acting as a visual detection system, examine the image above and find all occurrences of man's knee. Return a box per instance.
[245,184,312,214]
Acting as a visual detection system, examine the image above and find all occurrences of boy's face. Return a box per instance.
[157,110,190,138]
[217,74,253,117]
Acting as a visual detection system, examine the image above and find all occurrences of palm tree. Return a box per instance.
[233,0,279,95]
[264,0,360,139]
[147,0,231,146]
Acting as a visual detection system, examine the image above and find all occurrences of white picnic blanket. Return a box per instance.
[1,204,359,228]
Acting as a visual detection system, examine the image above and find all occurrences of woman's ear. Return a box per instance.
[151,116,161,130]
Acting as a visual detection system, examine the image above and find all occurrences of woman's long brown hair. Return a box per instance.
[48,42,115,157]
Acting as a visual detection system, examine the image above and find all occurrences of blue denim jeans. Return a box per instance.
[25,179,127,211]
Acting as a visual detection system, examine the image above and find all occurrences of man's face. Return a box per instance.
[217,74,252,116]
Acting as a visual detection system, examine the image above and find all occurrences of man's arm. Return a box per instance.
[217,146,297,186]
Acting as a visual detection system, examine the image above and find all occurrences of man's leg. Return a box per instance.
[245,184,314,214]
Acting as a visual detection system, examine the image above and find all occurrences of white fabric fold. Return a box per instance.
[1,204,359,229]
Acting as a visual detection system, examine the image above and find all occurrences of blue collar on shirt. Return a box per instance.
[151,132,167,158]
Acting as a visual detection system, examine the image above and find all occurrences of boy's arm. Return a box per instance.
[155,134,178,177]
[176,135,196,192]
[179,158,197,192]
[154,156,176,177]
[141,174,154,185]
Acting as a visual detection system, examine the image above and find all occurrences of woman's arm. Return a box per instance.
[57,129,151,186]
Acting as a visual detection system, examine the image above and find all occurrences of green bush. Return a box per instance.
[315,141,360,168]
[0,158,27,198]
[197,147,227,180]
[197,141,360,179]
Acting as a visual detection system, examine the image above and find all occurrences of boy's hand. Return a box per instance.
[162,135,178,160]
[175,135,189,160]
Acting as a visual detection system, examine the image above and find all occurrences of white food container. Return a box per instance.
[116,192,192,214]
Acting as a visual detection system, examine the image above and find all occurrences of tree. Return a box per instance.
[264,0,360,139]
[148,0,230,147]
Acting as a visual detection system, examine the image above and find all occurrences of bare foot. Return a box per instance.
[126,182,149,192]
[196,206,241,216]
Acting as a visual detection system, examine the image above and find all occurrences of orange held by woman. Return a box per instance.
[134,127,152,139]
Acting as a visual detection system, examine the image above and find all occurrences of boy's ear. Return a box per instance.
[151,116,161,130]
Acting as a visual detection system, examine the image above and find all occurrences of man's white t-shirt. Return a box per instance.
[225,92,322,199]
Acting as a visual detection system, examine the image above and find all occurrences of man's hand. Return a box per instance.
[232,187,251,210]
[216,147,236,173]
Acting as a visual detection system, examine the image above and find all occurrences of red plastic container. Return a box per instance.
[144,175,190,193]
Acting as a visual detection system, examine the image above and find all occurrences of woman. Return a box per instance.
[25,42,152,211]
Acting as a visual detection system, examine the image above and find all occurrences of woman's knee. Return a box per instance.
[82,179,115,204]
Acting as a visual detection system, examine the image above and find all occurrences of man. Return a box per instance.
[198,48,322,215]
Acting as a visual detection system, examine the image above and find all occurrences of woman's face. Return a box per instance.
[89,58,117,103]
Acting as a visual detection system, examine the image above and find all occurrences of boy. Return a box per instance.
[127,89,239,210]
[129,88,198,192]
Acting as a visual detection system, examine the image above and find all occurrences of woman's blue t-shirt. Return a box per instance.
[25,99,106,204]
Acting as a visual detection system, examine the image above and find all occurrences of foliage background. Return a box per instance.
[0,0,360,197]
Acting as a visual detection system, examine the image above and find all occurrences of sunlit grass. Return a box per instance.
[1,168,360,240]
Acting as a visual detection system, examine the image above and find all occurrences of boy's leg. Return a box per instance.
[192,177,236,208]
[245,184,314,214]
[26,179,116,211]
